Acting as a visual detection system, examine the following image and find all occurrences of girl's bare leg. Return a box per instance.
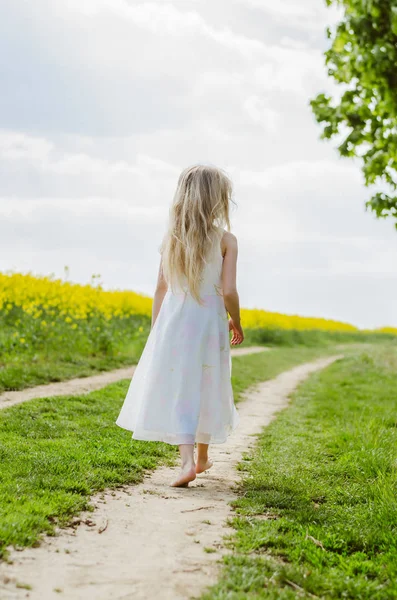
[171,444,196,487]
[196,443,213,474]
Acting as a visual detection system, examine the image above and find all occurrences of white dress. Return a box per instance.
[116,227,239,445]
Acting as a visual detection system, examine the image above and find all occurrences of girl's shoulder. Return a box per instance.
[220,229,237,258]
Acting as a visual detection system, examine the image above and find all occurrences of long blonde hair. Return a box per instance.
[161,165,234,304]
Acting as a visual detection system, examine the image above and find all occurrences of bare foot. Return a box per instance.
[195,459,213,475]
[170,465,197,487]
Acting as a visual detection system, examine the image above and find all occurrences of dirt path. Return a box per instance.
[0,346,268,410]
[0,355,341,600]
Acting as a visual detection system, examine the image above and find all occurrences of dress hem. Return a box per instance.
[116,413,240,446]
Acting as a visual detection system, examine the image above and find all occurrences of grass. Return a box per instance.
[202,345,397,599]
[244,327,397,347]
[0,315,150,393]
[0,341,147,393]
[0,346,336,559]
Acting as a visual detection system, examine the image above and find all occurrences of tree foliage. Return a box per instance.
[311,0,397,227]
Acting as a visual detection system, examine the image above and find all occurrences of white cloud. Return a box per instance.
[64,0,267,58]
[0,131,180,202]
[236,0,316,19]
[239,160,361,189]
[0,131,52,161]
[243,96,279,131]
[234,0,343,31]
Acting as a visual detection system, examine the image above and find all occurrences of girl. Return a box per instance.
[116,165,244,487]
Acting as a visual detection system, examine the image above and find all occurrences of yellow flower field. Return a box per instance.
[0,272,152,322]
[240,308,357,332]
[1,271,392,334]
[376,326,397,335]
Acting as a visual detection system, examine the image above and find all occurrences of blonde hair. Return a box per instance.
[161,164,234,304]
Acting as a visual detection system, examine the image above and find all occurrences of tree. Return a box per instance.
[311,0,397,227]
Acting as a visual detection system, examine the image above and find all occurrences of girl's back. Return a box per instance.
[167,225,225,297]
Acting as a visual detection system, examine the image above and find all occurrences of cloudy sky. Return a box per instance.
[1,0,396,329]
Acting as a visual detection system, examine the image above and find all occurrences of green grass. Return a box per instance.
[0,339,146,393]
[0,346,335,559]
[202,346,397,599]
[244,327,397,347]
[0,313,150,393]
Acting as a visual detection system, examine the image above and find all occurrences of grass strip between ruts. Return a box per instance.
[202,345,397,600]
[0,338,147,394]
[0,346,334,559]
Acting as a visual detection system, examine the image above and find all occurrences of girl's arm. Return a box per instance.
[151,258,168,329]
[221,232,244,345]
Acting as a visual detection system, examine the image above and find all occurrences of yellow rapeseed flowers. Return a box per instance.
[0,271,364,333]
[240,308,357,332]
[377,326,397,335]
[0,272,152,322]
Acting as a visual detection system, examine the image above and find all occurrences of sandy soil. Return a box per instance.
[0,346,268,411]
[0,355,341,600]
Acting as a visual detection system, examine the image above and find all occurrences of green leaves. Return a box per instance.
[366,192,397,218]
[391,6,397,35]
[311,0,397,228]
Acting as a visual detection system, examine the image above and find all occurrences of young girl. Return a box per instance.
[116,164,244,487]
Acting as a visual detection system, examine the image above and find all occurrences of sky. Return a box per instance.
[1,0,397,329]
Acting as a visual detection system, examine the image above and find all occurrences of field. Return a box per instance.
[1,272,396,393]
